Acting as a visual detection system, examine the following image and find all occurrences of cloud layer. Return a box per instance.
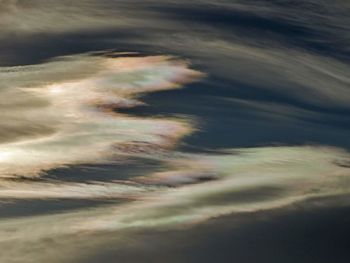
[0,145,350,262]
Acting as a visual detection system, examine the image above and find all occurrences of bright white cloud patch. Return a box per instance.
[0,53,202,178]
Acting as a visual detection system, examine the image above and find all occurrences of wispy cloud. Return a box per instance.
[0,145,349,262]
[0,53,202,178]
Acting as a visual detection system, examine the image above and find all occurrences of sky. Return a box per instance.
[0,1,350,262]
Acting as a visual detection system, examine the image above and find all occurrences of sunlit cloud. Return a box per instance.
[0,53,202,179]
[0,1,349,262]
[0,145,349,262]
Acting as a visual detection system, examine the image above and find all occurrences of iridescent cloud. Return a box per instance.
[0,53,202,179]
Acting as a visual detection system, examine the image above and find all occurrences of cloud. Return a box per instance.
[0,53,202,179]
[1,0,349,113]
[0,1,350,262]
[0,145,349,262]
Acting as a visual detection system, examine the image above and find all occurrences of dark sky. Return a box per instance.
[0,1,350,262]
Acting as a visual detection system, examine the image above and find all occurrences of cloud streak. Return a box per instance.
[0,53,202,178]
[0,146,349,262]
